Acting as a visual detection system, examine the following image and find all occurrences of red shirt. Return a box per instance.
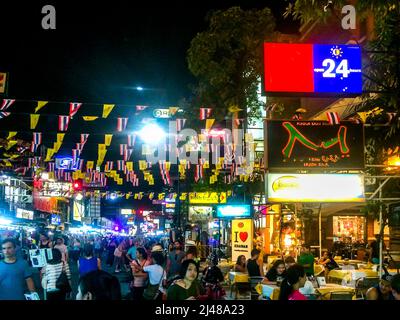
[288,290,307,300]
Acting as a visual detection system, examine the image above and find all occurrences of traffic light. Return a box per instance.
[72,179,83,191]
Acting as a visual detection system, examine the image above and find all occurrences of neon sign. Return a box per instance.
[265,121,364,169]
[282,122,349,158]
[263,43,362,96]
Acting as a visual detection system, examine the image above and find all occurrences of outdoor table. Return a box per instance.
[229,272,249,298]
[261,283,280,300]
[219,260,235,274]
[314,264,324,276]
[316,283,356,300]
[327,269,378,286]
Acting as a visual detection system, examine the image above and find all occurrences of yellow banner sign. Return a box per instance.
[189,192,227,204]
[231,219,253,263]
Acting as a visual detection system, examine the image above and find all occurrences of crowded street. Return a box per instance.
[1,0,400,304]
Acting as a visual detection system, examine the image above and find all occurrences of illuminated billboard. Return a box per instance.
[121,209,136,215]
[73,201,84,221]
[188,206,213,222]
[16,208,34,220]
[267,173,365,203]
[263,43,362,96]
[215,205,252,219]
[189,192,227,204]
[265,121,365,169]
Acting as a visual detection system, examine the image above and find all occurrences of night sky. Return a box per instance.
[1,1,298,106]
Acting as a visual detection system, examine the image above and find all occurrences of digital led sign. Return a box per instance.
[265,120,364,169]
[267,173,365,203]
[215,205,252,219]
[50,214,61,225]
[55,157,79,170]
[263,43,362,96]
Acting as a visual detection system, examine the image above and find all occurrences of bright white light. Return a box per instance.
[0,218,12,225]
[41,172,49,180]
[110,193,117,200]
[284,234,293,247]
[75,193,83,201]
[136,86,143,91]
[138,124,165,144]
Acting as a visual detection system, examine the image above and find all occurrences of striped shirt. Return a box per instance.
[42,262,71,292]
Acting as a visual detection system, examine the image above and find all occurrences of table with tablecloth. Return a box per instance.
[260,284,280,300]
[228,272,249,298]
[316,283,356,300]
[314,264,324,276]
[327,269,378,286]
[219,260,235,276]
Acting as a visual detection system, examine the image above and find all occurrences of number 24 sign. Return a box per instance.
[263,43,362,96]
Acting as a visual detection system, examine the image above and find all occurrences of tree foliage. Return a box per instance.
[187,6,277,121]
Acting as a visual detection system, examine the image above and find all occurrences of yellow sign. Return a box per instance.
[0,72,7,94]
[73,201,84,222]
[231,219,253,263]
[267,173,365,203]
[189,192,227,204]
[188,206,213,222]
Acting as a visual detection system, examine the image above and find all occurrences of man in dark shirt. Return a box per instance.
[247,249,263,277]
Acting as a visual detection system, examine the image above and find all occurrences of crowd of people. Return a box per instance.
[233,246,400,301]
[0,230,226,301]
[1,228,400,301]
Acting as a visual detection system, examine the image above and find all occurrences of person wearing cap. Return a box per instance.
[366,274,395,300]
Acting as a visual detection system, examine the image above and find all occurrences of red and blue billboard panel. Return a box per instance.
[263,43,362,96]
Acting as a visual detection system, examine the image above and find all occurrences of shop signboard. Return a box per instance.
[55,157,80,171]
[153,108,172,118]
[40,181,72,197]
[0,72,8,94]
[16,208,34,220]
[265,121,364,169]
[189,192,227,204]
[121,209,136,215]
[267,173,365,203]
[263,43,362,96]
[188,206,213,222]
[34,196,59,213]
[73,201,84,222]
[215,205,252,219]
[231,219,253,263]
[50,214,61,225]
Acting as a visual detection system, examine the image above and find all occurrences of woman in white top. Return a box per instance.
[141,251,166,300]
[41,248,72,300]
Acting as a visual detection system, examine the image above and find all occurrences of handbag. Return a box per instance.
[143,269,164,300]
[56,266,71,294]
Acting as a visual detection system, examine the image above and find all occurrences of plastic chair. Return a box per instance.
[248,277,264,300]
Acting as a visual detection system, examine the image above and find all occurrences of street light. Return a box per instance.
[137,123,166,145]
